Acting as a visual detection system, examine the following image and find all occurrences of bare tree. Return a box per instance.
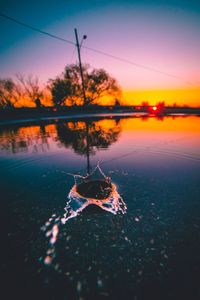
[0,78,17,108]
[15,74,44,105]
[0,75,51,108]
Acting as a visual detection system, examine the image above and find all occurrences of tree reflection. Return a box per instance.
[0,127,25,154]
[56,119,121,173]
[0,124,51,154]
[0,119,121,157]
[56,120,120,154]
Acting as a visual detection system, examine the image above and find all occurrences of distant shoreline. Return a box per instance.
[0,106,200,126]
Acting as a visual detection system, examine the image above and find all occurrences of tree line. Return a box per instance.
[0,64,122,109]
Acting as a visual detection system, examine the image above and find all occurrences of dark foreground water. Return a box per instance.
[1,115,200,300]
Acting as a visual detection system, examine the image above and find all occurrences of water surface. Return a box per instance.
[1,115,200,300]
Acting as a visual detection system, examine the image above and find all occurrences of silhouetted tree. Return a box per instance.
[49,64,121,107]
[16,74,44,106]
[0,78,17,109]
[35,98,42,109]
[49,78,73,107]
[114,99,121,106]
[156,101,165,109]
[141,101,149,107]
[156,101,165,113]
[0,75,50,108]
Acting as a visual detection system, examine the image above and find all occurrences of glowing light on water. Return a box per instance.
[42,165,127,267]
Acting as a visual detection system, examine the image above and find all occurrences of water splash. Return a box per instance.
[42,165,127,267]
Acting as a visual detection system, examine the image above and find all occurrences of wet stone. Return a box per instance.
[76,179,112,199]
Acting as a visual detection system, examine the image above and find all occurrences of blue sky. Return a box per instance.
[0,0,200,95]
[1,0,200,51]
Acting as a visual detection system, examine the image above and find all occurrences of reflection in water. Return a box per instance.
[1,116,200,167]
[1,116,200,173]
[56,120,121,155]
[38,121,124,267]
[1,115,200,298]
[42,165,126,267]
[0,125,51,154]
[0,119,121,156]
[1,116,199,157]
[56,119,121,173]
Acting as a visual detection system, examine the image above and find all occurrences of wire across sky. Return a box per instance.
[0,12,193,85]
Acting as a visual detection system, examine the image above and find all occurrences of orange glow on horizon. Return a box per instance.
[123,87,200,107]
[119,115,200,134]
[11,87,200,108]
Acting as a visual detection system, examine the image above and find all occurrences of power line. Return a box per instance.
[0,12,192,85]
[69,46,77,63]
[0,12,75,45]
[83,45,191,84]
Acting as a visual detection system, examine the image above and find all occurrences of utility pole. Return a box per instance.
[74,28,87,106]
[85,122,91,174]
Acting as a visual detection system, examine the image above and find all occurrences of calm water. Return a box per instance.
[1,115,200,300]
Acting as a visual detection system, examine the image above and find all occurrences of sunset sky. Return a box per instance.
[0,0,200,106]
